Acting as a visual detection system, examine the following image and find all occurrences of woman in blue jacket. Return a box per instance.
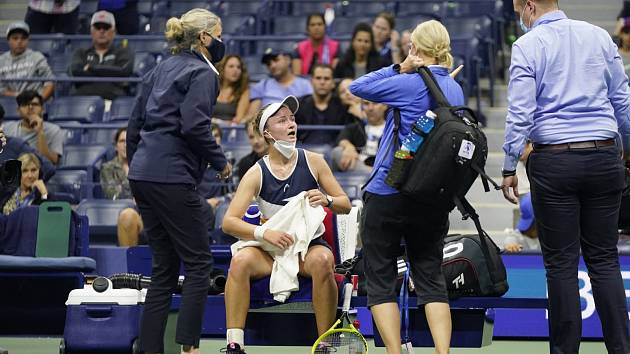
[126,8,232,354]
[350,20,464,354]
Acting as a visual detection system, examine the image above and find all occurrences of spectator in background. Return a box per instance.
[295,64,354,146]
[618,21,630,78]
[0,103,55,181]
[292,13,340,76]
[337,78,366,120]
[100,127,144,247]
[4,90,64,164]
[332,99,386,172]
[504,193,539,253]
[372,12,401,64]
[98,0,140,35]
[1,153,49,215]
[25,0,80,34]
[399,30,412,62]
[334,22,391,79]
[246,48,312,122]
[236,120,269,181]
[69,11,134,100]
[0,22,55,101]
[215,55,250,124]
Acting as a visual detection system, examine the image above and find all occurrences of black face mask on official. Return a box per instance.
[205,35,225,63]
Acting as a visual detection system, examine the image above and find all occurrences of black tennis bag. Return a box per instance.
[442,199,509,298]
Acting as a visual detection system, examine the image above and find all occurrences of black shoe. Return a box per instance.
[219,342,246,354]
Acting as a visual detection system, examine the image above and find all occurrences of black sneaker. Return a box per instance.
[219,342,246,354]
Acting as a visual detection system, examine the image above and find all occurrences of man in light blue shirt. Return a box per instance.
[501,1,630,353]
[246,49,312,120]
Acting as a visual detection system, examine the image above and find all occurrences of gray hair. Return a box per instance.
[164,8,221,54]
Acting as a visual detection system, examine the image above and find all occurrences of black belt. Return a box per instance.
[533,138,615,152]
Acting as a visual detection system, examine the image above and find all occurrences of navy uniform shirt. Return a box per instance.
[127,50,228,185]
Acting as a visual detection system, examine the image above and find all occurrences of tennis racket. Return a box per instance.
[311,283,369,354]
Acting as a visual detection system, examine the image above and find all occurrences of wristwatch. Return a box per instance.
[325,194,334,208]
[393,63,401,74]
[501,169,516,177]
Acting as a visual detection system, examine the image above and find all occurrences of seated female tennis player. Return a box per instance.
[221,95,352,354]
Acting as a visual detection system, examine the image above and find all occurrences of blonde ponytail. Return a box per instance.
[163,9,221,54]
[411,20,454,69]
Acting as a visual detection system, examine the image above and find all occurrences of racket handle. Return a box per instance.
[342,283,353,311]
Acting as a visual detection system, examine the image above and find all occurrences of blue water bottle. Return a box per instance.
[401,110,437,153]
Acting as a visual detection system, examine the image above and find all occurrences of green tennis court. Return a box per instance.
[0,337,613,354]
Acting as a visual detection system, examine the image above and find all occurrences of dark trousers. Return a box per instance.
[528,145,630,354]
[361,192,449,307]
[25,7,79,34]
[130,181,213,353]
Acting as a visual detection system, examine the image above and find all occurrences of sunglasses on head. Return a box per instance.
[93,23,112,31]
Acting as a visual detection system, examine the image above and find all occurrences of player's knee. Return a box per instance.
[310,251,335,279]
[229,251,256,277]
[118,208,138,228]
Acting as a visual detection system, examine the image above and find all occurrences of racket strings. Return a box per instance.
[315,331,367,353]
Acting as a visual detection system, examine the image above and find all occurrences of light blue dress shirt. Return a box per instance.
[503,10,630,171]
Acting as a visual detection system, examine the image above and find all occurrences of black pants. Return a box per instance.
[130,181,213,353]
[361,192,449,307]
[25,6,79,34]
[529,145,630,354]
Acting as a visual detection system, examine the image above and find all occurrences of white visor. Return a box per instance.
[258,95,299,136]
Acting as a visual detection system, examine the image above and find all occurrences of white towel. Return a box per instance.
[231,192,326,302]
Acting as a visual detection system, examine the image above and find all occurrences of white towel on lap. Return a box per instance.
[230,192,326,302]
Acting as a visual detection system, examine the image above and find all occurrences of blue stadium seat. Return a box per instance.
[395,1,446,19]
[0,41,8,53]
[216,1,267,16]
[29,38,65,57]
[79,0,98,15]
[0,96,20,121]
[283,1,335,16]
[223,144,254,167]
[445,0,504,19]
[48,96,105,123]
[108,96,136,122]
[223,15,257,35]
[333,171,369,200]
[271,16,307,36]
[49,52,71,75]
[330,16,373,35]
[242,56,268,82]
[169,0,213,16]
[340,1,393,16]
[126,39,168,54]
[137,0,154,15]
[47,170,88,204]
[61,144,108,170]
[450,35,483,113]
[394,14,439,32]
[86,128,118,145]
[76,199,136,244]
[133,52,157,77]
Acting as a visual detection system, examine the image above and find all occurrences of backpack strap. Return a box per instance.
[361,108,401,190]
[417,66,451,108]
[471,162,502,193]
[452,196,501,284]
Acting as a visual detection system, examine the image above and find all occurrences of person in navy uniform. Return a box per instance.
[220,96,352,354]
[126,8,232,354]
[501,1,630,353]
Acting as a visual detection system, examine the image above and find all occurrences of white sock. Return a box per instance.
[226,328,244,347]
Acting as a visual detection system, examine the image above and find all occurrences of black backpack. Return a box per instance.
[385,66,499,211]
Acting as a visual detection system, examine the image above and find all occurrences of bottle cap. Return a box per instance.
[353,320,361,329]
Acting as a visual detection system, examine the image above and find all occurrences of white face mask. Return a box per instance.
[265,131,296,159]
